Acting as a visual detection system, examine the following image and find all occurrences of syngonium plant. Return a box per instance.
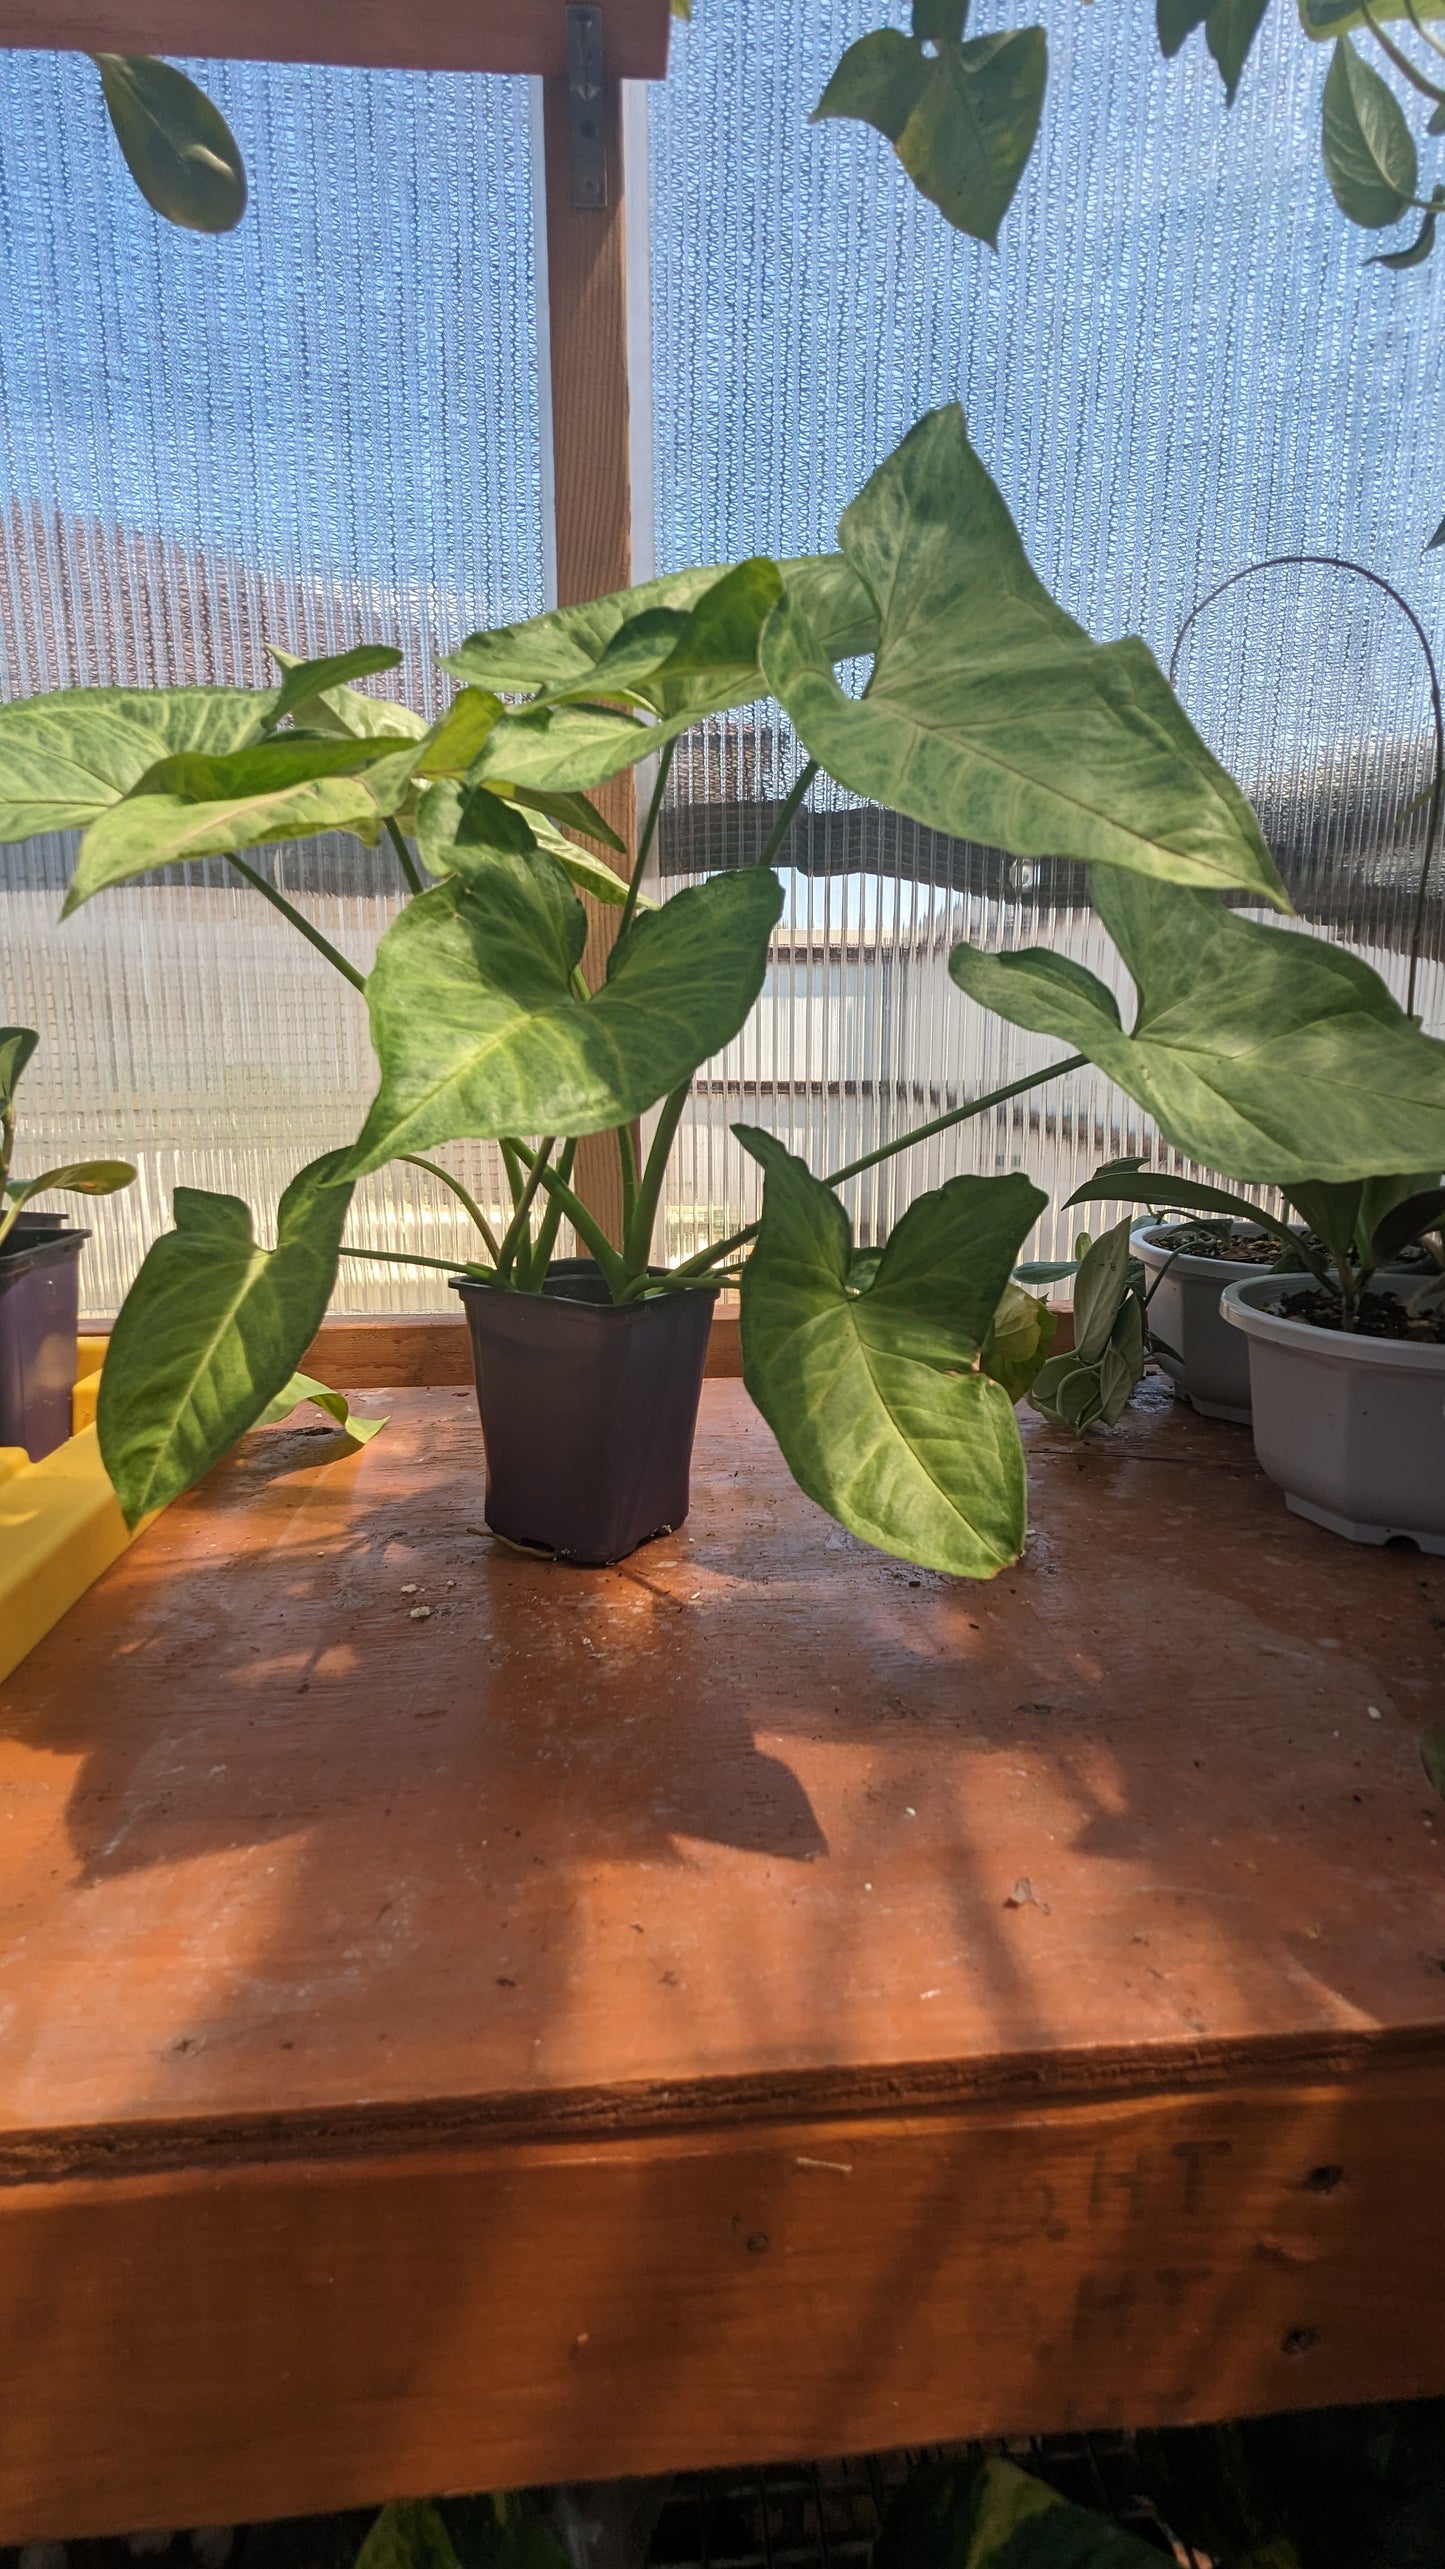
[5,405,1445,1574]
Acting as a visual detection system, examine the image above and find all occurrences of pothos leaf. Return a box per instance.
[1321,39,1417,228]
[92,53,247,235]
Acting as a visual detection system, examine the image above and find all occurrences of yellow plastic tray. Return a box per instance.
[0,1339,151,1688]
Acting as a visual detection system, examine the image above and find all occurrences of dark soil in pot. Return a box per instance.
[1260,1285,1445,1343]
[0,1214,88,1461]
[1147,1221,1282,1266]
[452,1258,719,1565]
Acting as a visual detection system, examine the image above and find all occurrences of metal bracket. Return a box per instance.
[565,4,608,210]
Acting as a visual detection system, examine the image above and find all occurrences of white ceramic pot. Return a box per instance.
[1132,1219,1275,1423]
[1221,1271,1445,1554]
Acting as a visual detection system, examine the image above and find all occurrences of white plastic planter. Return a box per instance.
[1132,1219,1271,1423]
[1221,1271,1445,1554]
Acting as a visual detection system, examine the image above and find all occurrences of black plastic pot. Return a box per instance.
[452,1258,718,1565]
[0,1215,89,1462]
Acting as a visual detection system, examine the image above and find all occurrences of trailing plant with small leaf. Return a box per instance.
[0,1026,135,1255]
[7,405,1444,1566]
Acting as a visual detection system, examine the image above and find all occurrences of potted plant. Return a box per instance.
[5,409,1445,1572]
[0,1027,135,1461]
[1058,1159,1445,1547]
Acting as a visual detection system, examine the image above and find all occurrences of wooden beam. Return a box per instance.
[0,0,672,79]
[541,64,641,1253]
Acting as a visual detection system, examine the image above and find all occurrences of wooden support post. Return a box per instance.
[541,64,639,1254]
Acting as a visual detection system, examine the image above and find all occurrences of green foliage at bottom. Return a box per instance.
[874,2457,1161,2568]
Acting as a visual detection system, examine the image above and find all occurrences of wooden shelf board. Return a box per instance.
[1,1379,1442,2530]
[0,1,672,80]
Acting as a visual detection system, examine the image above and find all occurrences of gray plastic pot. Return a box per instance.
[1221,1271,1445,1554]
[1132,1218,1274,1423]
[0,1215,88,1462]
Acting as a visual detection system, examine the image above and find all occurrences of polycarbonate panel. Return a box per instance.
[649,0,1445,1263]
[0,52,544,1311]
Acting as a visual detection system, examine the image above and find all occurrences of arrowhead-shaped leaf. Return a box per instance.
[93,53,246,235]
[736,1130,1043,1576]
[875,2455,1164,2568]
[265,644,424,741]
[65,737,419,906]
[1322,39,1417,227]
[814,26,1046,245]
[464,561,786,795]
[98,1151,355,1526]
[416,778,631,905]
[950,868,1445,1184]
[445,556,874,797]
[0,686,273,843]
[350,853,783,1172]
[980,1280,1057,1399]
[761,408,1286,906]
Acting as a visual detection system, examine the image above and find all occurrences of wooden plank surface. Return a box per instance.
[0,0,672,79]
[1,1380,1443,2531]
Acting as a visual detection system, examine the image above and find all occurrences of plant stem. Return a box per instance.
[1358,0,1445,98]
[623,1081,691,1276]
[1403,0,1445,66]
[494,1138,556,1280]
[757,760,820,870]
[398,1154,501,1261]
[499,1139,529,1211]
[385,814,425,897]
[664,1052,1089,1286]
[340,1244,491,1276]
[521,1154,631,1297]
[619,736,677,938]
[226,855,368,993]
[528,1137,577,1282]
[617,1120,639,1238]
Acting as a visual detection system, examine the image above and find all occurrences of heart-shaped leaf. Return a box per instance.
[350,853,783,1172]
[736,1130,1043,1576]
[0,687,273,843]
[93,53,246,235]
[1322,39,1417,227]
[65,737,419,905]
[98,1151,355,1526]
[814,25,1047,245]
[761,408,1286,906]
[952,868,1445,1184]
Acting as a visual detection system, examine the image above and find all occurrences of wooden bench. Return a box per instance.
[1,1371,1442,2539]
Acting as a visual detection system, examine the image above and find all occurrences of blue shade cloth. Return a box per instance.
[647,0,1445,1261]
[3,11,1444,1310]
[0,52,545,1308]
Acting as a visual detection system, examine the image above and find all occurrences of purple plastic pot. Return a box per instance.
[452,1258,718,1565]
[0,1214,89,1462]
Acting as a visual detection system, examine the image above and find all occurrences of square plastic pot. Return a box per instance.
[0,1216,88,1462]
[1221,1271,1445,1554]
[452,1259,718,1565]
[1132,1219,1277,1423]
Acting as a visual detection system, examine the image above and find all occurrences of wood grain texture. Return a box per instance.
[1,1381,1442,2531]
[4,2073,1445,2541]
[0,0,672,77]
[541,73,639,1250]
